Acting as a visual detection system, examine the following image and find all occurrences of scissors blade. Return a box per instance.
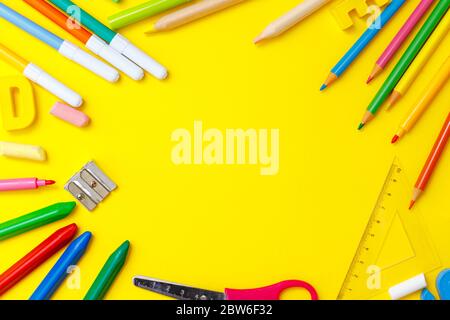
[133,276,226,300]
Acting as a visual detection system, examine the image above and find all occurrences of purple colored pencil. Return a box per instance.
[367,0,435,83]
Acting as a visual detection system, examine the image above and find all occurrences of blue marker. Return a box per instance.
[320,0,406,90]
[30,232,92,300]
[0,3,118,82]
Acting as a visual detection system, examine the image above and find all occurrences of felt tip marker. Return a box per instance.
[23,0,144,81]
[0,43,83,107]
[0,3,119,82]
[0,178,55,191]
[48,0,168,80]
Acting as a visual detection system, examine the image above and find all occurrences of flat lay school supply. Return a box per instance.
[338,159,440,299]
[48,0,168,79]
[0,224,77,296]
[320,0,406,91]
[0,141,47,161]
[30,231,92,300]
[0,3,119,83]
[65,161,117,211]
[0,202,76,241]
[0,43,82,107]
[84,240,130,300]
[24,0,144,81]
[367,0,435,83]
[358,0,450,129]
[134,276,319,300]
[331,0,390,30]
[421,269,450,300]
[50,102,90,127]
[410,113,450,210]
[0,76,35,131]
[108,0,193,30]
[388,11,450,107]
[254,0,331,43]
[388,274,428,300]
[0,177,55,192]
[392,56,450,143]
[146,0,246,33]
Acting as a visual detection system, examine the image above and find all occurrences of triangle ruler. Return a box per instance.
[338,158,441,300]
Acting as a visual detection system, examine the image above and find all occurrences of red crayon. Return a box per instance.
[410,113,450,209]
[0,224,77,296]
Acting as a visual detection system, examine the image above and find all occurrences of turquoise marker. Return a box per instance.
[48,0,167,80]
[320,0,406,90]
[30,232,92,300]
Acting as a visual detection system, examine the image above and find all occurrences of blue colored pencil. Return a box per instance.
[30,232,92,300]
[320,0,406,90]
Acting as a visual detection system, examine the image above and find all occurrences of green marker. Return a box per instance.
[84,240,130,300]
[108,0,193,30]
[0,202,76,241]
[358,0,450,128]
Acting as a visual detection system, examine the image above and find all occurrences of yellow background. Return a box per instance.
[0,0,449,300]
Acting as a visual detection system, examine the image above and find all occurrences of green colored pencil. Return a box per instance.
[359,0,450,129]
[0,202,76,241]
[84,241,130,300]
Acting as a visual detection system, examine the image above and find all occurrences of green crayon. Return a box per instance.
[84,240,130,300]
[0,202,76,241]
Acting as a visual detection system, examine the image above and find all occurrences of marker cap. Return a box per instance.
[85,35,144,81]
[110,33,168,80]
[58,41,119,83]
[23,63,82,107]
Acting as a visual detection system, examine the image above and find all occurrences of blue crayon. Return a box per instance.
[30,231,92,300]
[320,0,406,90]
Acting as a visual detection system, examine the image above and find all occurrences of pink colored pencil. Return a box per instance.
[367,0,435,83]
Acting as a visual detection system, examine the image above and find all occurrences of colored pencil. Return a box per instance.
[358,0,450,129]
[410,112,450,209]
[0,177,55,191]
[367,0,435,83]
[254,0,331,44]
[146,0,246,33]
[30,232,92,300]
[0,3,119,82]
[108,0,193,30]
[23,0,144,81]
[320,0,406,90]
[392,56,450,143]
[0,202,76,241]
[388,11,450,107]
[84,240,130,300]
[47,0,168,80]
[0,43,83,107]
[0,224,77,296]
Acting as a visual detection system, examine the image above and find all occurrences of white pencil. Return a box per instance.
[146,0,246,33]
[254,0,331,43]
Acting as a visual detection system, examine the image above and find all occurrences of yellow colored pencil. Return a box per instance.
[146,0,246,33]
[388,11,450,108]
[392,56,450,143]
[254,0,331,43]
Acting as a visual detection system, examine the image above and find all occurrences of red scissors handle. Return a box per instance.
[224,280,318,300]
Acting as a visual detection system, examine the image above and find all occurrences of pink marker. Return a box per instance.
[0,178,55,191]
[367,0,435,83]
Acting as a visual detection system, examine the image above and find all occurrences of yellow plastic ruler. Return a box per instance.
[338,158,441,300]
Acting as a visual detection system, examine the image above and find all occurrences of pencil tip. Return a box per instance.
[409,200,415,210]
[391,135,399,144]
[358,123,364,130]
[366,76,373,84]
[320,84,327,91]
[253,35,263,44]
[45,180,56,185]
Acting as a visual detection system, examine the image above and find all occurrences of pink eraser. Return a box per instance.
[50,102,90,127]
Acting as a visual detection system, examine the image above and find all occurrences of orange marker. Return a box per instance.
[23,0,144,80]
[410,113,450,209]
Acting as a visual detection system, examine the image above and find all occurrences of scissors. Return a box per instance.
[133,276,319,300]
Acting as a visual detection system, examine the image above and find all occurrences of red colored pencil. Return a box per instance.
[410,113,450,209]
[0,224,77,295]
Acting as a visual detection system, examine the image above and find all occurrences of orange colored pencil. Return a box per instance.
[410,112,450,209]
